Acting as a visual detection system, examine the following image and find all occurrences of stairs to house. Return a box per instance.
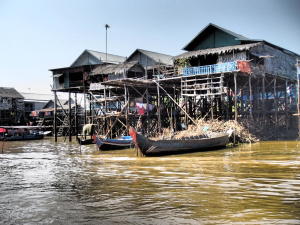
[57,115,69,137]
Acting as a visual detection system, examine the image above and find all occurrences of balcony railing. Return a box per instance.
[182,61,238,76]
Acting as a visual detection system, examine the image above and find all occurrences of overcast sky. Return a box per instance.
[0,0,299,94]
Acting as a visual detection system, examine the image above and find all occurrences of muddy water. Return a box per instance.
[0,139,299,225]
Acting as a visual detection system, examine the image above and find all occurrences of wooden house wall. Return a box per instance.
[250,44,297,79]
[193,30,241,51]
[0,98,13,110]
[53,76,64,90]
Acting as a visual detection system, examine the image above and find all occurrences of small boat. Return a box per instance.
[95,136,133,150]
[129,127,229,156]
[76,136,95,145]
[0,126,44,141]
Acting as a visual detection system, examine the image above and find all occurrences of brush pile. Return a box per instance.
[157,119,258,143]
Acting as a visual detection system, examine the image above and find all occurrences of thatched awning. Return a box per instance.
[101,78,155,88]
[174,42,262,60]
[91,61,143,75]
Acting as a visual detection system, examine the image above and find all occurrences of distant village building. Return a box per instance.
[51,50,126,91]
[20,92,54,120]
[0,87,24,125]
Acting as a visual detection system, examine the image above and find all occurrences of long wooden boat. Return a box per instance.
[95,136,133,150]
[0,126,44,141]
[129,127,229,156]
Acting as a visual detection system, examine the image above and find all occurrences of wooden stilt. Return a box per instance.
[75,93,78,138]
[234,72,238,121]
[284,79,288,131]
[262,74,266,124]
[83,88,87,125]
[68,91,72,142]
[146,88,149,134]
[157,81,161,134]
[274,78,278,132]
[54,91,57,142]
[249,75,253,120]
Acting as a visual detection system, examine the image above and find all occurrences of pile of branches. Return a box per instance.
[157,119,259,143]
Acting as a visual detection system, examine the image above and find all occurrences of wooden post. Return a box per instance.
[125,85,129,133]
[104,86,107,114]
[157,82,161,134]
[54,90,57,142]
[74,93,78,138]
[83,89,87,125]
[274,78,278,131]
[68,91,72,142]
[249,75,253,120]
[262,74,266,124]
[234,72,238,121]
[146,88,149,133]
[89,93,92,121]
[284,79,288,131]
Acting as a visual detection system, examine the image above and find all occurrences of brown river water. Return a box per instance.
[0,138,300,225]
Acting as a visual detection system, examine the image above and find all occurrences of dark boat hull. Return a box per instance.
[95,136,132,150]
[0,134,44,141]
[129,128,229,156]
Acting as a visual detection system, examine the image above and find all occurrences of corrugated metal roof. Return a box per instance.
[174,43,262,59]
[20,92,53,101]
[182,23,258,51]
[127,49,173,66]
[70,50,126,67]
[0,87,23,99]
[87,50,126,64]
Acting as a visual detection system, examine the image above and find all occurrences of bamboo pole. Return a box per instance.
[75,93,78,138]
[262,74,266,124]
[54,90,57,142]
[234,72,238,121]
[146,88,149,134]
[157,81,162,134]
[249,75,253,120]
[104,101,129,138]
[83,88,87,125]
[125,86,129,134]
[68,91,72,142]
[274,78,278,130]
[284,79,288,131]
[154,80,197,125]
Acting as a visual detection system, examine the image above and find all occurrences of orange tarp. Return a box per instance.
[237,61,251,74]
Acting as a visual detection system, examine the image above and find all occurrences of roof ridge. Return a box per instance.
[137,48,173,57]
[86,49,125,58]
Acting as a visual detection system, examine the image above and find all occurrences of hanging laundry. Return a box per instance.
[136,103,146,115]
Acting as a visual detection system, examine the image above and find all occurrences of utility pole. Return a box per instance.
[105,24,110,62]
